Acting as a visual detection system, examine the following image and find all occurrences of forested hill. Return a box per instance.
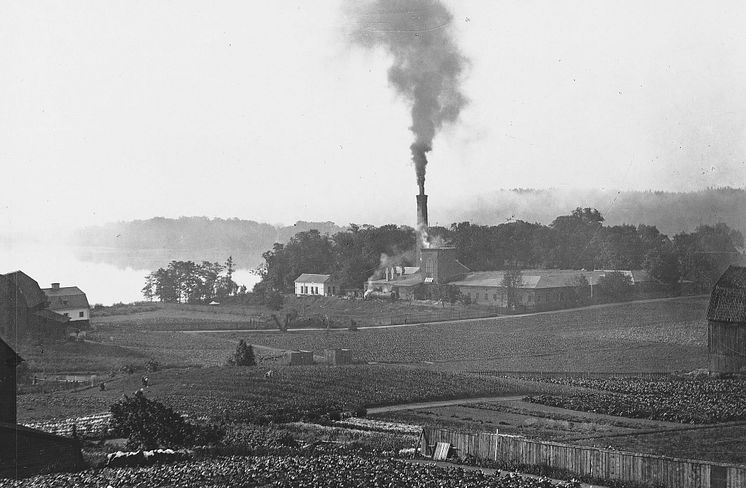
[453,187,746,236]
[72,217,343,269]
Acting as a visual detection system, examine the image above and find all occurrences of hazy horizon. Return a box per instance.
[3,1,746,238]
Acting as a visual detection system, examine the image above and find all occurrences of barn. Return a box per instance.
[0,271,71,346]
[0,337,83,477]
[706,265,746,373]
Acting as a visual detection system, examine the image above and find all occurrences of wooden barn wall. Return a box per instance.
[0,424,83,478]
[422,428,746,488]
[708,321,746,372]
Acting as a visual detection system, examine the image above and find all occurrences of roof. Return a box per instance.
[449,269,649,289]
[707,266,746,323]
[295,273,332,283]
[0,336,23,365]
[3,271,48,310]
[33,309,71,324]
[368,269,426,288]
[42,286,90,310]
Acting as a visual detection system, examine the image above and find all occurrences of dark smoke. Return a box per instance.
[348,0,468,191]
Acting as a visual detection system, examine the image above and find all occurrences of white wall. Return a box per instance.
[295,281,335,296]
[56,307,89,321]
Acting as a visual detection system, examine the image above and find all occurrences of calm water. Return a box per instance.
[0,242,261,305]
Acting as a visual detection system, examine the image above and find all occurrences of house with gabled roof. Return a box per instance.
[706,265,746,373]
[294,274,339,296]
[41,283,90,326]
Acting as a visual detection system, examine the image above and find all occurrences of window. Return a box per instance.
[493,294,497,301]
[484,293,488,300]
[79,311,85,318]
[63,313,69,317]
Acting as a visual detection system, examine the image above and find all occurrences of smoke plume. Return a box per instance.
[348,0,468,191]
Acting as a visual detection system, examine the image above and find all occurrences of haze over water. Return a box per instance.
[0,240,260,306]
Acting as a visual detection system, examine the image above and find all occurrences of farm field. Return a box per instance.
[570,424,746,465]
[201,296,709,373]
[520,375,746,423]
[91,295,497,330]
[16,365,567,423]
[14,340,147,374]
[2,453,583,488]
[376,392,746,464]
[48,295,708,375]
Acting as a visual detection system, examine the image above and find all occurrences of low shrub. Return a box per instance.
[226,340,256,366]
[110,390,223,449]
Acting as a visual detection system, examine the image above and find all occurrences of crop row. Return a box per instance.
[23,413,112,439]
[6,454,579,487]
[144,365,533,424]
[333,418,422,435]
[524,376,746,423]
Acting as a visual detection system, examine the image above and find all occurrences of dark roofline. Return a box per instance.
[0,421,82,445]
[0,337,24,365]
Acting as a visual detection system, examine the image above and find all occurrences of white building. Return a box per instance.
[41,283,91,323]
[294,274,338,297]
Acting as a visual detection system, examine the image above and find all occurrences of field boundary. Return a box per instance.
[180,295,708,333]
[423,427,746,488]
[470,371,675,378]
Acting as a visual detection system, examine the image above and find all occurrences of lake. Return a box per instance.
[0,242,261,305]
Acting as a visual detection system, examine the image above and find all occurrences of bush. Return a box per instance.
[597,272,633,300]
[265,291,284,311]
[327,410,342,421]
[110,390,222,449]
[226,340,256,366]
[145,360,161,373]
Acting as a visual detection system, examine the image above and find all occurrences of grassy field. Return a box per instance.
[46,295,709,375]
[16,365,563,423]
[91,295,509,329]
[200,296,709,373]
[13,293,709,383]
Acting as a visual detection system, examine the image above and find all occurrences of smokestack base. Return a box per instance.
[416,193,429,265]
[416,194,428,230]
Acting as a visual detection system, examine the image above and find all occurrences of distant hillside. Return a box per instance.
[452,187,746,237]
[72,217,343,270]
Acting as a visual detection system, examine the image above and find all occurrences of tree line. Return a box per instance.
[142,257,242,303]
[255,208,743,295]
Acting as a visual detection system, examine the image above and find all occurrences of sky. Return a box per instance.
[2,0,746,236]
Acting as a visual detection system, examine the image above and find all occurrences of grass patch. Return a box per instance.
[204,297,709,373]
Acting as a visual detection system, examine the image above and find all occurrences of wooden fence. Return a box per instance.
[422,428,746,488]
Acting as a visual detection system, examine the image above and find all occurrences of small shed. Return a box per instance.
[324,348,353,365]
[706,266,746,373]
[284,350,314,366]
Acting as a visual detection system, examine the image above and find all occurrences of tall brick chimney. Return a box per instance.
[416,192,428,265]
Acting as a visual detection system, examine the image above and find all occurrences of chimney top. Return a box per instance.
[51,283,60,289]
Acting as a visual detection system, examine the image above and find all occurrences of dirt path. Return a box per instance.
[182,295,707,334]
[368,395,525,414]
